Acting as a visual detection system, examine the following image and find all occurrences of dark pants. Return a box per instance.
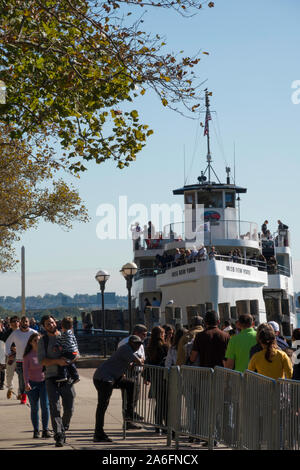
[0,369,5,388]
[45,377,75,440]
[16,362,25,395]
[56,352,79,381]
[26,380,50,432]
[93,377,134,436]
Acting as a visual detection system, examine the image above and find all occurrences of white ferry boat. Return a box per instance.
[132,90,296,335]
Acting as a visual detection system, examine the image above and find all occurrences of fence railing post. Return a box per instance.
[167,366,181,448]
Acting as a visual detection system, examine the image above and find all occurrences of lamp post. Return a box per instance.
[120,262,138,334]
[95,270,110,358]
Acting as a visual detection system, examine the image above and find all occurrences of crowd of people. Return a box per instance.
[0,315,79,446]
[153,245,272,273]
[92,313,299,443]
[1,310,299,447]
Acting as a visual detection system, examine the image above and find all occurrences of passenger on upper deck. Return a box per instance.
[197,244,207,261]
[257,253,267,270]
[190,246,198,262]
[131,222,141,250]
[208,246,218,260]
[174,248,181,266]
[261,220,269,237]
[267,256,278,274]
[148,221,155,240]
[278,220,288,231]
[265,230,272,240]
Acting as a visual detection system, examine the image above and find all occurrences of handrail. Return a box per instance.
[134,254,270,280]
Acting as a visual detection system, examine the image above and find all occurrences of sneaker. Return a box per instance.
[71,378,80,385]
[33,431,40,439]
[93,433,112,443]
[64,424,69,431]
[42,430,51,438]
[126,422,142,430]
[20,393,27,404]
[7,390,13,399]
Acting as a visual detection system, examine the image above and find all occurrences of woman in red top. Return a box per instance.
[23,333,51,439]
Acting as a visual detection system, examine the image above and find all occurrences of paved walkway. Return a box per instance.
[0,369,228,451]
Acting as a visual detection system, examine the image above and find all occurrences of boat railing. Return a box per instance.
[162,220,259,244]
[267,264,290,276]
[260,230,290,249]
[134,268,159,280]
[274,229,290,248]
[134,254,271,280]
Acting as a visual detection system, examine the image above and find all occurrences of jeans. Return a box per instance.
[46,377,75,439]
[16,362,25,395]
[26,380,50,432]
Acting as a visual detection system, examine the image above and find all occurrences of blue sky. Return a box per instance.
[1,0,300,297]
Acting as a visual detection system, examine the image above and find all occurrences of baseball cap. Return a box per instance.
[268,321,280,332]
[129,335,143,344]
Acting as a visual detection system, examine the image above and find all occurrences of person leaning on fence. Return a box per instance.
[224,314,257,373]
[248,327,293,380]
[176,316,204,366]
[93,335,144,443]
[117,324,147,421]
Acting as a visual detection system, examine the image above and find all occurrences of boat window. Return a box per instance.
[185,192,195,208]
[225,192,235,208]
[197,191,223,208]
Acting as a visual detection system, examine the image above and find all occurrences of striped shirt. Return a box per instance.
[56,330,78,354]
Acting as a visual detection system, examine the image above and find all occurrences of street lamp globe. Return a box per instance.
[120,262,138,279]
[95,270,110,284]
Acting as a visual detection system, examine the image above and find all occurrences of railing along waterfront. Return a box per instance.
[123,365,300,450]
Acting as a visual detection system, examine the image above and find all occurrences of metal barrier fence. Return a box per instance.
[123,364,300,450]
[278,378,300,450]
[124,365,170,441]
[212,366,243,449]
[177,366,214,448]
[241,370,279,450]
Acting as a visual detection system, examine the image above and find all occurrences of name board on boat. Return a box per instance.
[172,266,196,278]
[226,265,251,276]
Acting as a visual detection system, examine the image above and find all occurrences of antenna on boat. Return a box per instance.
[201,89,221,184]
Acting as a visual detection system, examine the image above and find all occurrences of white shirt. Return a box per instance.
[0,340,5,365]
[117,336,145,361]
[5,328,36,362]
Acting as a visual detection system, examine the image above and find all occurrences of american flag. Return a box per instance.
[204,109,211,136]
